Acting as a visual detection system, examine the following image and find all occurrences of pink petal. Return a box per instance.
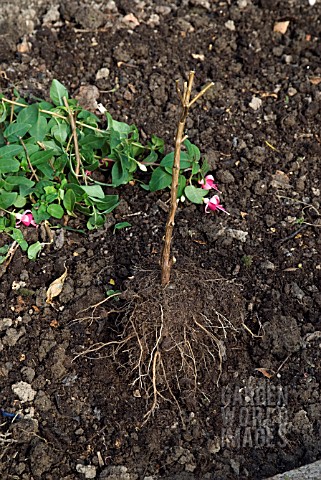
[15,210,38,227]
[204,195,229,214]
[209,195,220,205]
[217,205,230,215]
[204,198,210,213]
[207,179,220,191]
[205,175,214,181]
[199,175,221,192]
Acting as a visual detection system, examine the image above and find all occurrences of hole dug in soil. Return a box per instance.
[75,259,245,424]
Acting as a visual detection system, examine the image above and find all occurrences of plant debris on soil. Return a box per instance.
[1,1,321,479]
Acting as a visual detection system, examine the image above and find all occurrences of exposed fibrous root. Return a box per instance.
[0,431,17,445]
[193,315,226,385]
[72,266,244,422]
[70,292,123,326]
[73,306,238,421]
[72,334,135,362]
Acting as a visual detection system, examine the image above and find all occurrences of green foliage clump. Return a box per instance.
[0,79,211,259]
[241,255,253,268]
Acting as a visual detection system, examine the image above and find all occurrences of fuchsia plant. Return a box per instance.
[15,210,38,228]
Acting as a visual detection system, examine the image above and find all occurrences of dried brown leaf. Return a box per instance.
[273,21,290,34]
[255,367,274,379]
[46,265,68,305]
[122,13,140,28]
[270,170,290,189]
[309,77,321,85]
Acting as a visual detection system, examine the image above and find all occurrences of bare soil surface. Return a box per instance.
[1,1,321,479]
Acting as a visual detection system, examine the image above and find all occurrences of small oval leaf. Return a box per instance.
[50,79,69,106]
[184,185,208,204]
[47,204,64,219]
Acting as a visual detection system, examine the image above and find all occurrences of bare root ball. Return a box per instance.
[78,260,245,422]
[121,260,244,418]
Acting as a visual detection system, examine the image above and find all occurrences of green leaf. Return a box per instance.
[149,167,172,192]
[4,176,35,197]
[47,204,64,219]
[106,289,121,297]
[11,228,28,251]
[44,186,57,196]
[16,104,38,125]
[29,149,55,178]
[192,161,200,176]
[29,115,48,141]
[200,158,210,177]
[30,149,55,166]
[79,134,106,149]
[32,205,50,223]
[0,157,20,173]
[63,189,76,213]
[5,176,34,187]
[38,101,55,112]
[38,163,55,179]
[113,222,131,233]
[91,195,119,213]
[0,104,8,123]
[76,205,91,215]
[177,175,186,198]
[13,195,27,208]
[54,153,68,171]
[17,141,39,159]
[151,134,165,152]
[106,112,133,138]
[111,159,131,187]
[160,151,191,170]
[50,79,69,106]
[44,186,59,203]
[80,184,105,199]
[4,122,32,142]
[0,144,23,159]
[27,241,43,260]
[0,244,10,263]
[0,244,9,255]
[184,185,208,204]
[0,191,18,209]
[51,123,69,144]
[64,183,85,201]
[144,150,158,164]
[87,213,105,229]
[77,109,100,124]
[40,140,62,155]
[0,218,8,230]
[183,139,201,162]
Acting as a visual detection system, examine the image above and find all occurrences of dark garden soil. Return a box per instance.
[1,1,321,479]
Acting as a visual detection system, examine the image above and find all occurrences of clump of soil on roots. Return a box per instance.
[78,259,245,423]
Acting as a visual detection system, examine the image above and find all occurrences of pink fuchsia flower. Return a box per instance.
[15,210,38,227]
[204,195,229,214]
[85,170,92,176]
[198,174,220,192]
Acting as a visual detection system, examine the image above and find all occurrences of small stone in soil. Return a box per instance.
[12,381,36,402]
